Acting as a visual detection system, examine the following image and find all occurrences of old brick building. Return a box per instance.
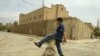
[11,4,94,39]
[12,4,69,35]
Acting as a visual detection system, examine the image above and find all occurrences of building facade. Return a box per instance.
[44,17,94,39]
[19,4,69,24]
[11,4,94,39]
[12,4,69,36]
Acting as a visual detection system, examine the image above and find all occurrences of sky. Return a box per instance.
[0,0,100,26]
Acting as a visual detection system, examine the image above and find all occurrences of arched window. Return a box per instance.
[61,8,63,11]
[39,15,42,18]
[34,16,36,19]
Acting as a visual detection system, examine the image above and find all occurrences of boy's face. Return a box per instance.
[57,21,61,25]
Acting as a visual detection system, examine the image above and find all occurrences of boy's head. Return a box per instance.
[56,18,63,25]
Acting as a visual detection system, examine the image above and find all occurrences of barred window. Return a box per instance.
[34,16,36,19]
[61,8,63,11]
[39,15,42,18]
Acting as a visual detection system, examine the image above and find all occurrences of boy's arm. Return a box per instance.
[63,32,67,43]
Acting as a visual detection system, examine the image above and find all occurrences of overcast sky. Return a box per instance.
[0,0,100,26]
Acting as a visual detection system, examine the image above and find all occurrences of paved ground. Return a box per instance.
[0,31,100,56]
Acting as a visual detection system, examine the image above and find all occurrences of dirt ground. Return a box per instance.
[0,31,100,56]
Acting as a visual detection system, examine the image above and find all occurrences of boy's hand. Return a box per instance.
[63,38,67,42]
[62,37,67,44]
[62,32,67,44]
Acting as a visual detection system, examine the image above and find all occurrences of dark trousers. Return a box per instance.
[39,34,63,56]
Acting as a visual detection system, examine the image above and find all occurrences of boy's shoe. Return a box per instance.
[34,42,41,48]
[60,54,64,56]
[60,55,64,56]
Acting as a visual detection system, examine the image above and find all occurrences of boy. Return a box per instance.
[34,18,66,56]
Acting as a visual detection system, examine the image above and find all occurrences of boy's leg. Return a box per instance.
[34,34,54,48]
[39,35,54,45]
[56,40,64,56]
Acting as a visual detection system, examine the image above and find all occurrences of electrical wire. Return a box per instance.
[22,0,34,6]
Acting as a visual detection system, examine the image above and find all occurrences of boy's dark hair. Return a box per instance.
[56,18,63,22]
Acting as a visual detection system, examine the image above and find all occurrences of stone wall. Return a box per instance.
[11,17,94,39]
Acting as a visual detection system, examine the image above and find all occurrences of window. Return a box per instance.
[23,19,25,22]
[22,19,25,23]
[39,15,42,18]
[34,16,36,19]
[27,19,28,21]
[30,18,32,21]
[61,8,63,11]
